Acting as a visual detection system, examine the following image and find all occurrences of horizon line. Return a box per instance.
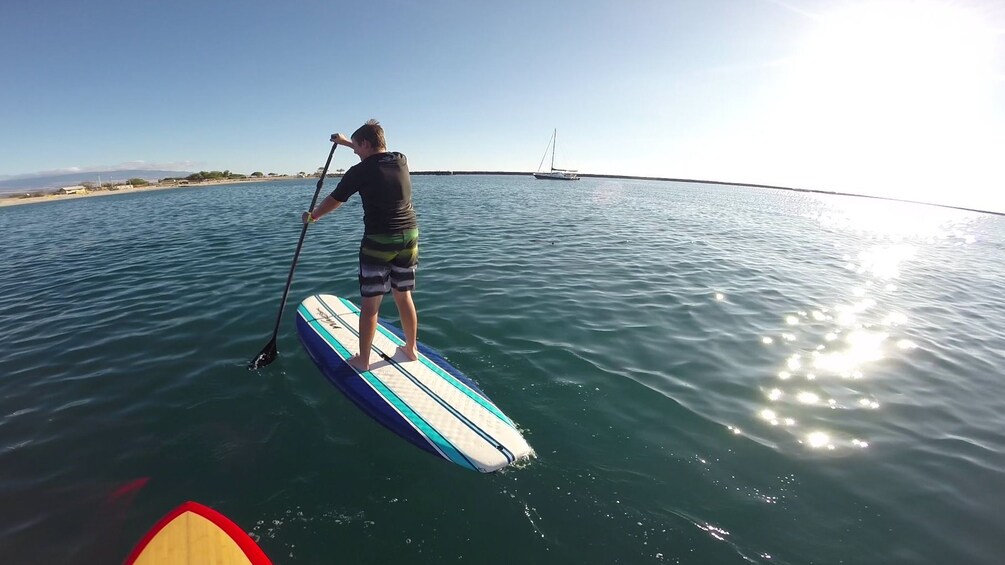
[3,169,1000,218]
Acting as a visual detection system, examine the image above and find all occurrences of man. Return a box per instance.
[302,119,419,372]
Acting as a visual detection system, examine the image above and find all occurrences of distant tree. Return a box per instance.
[81,182,96,189]
[185,171,232,181]
[251,171,264,177]
[127,178,150,186]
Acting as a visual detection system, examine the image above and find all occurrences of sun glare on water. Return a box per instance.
[749,181,978,454]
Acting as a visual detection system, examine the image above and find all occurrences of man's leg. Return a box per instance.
[392,289,418,361]
[348,294,382,372]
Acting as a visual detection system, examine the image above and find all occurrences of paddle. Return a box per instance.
[249,141,339,369]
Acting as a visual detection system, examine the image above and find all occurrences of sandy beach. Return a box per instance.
[0,175,302,208]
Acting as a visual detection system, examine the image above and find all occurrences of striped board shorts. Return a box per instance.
[358,229,419,297]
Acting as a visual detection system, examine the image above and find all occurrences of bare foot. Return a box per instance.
[347,353,370,372]
[397,345,418,362]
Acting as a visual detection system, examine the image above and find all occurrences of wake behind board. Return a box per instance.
[296,294,533,472]
[123,501,271,565]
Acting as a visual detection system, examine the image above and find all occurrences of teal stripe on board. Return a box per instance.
[317,298,515,464]
[300,302,477,471]
[333,296,516,428]
[318,296,512,461]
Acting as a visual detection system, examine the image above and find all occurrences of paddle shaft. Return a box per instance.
[253,142,338,367]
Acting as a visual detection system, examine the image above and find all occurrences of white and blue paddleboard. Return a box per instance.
[296,294,533,472]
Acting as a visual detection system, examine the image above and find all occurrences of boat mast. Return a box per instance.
[551,128,557,172]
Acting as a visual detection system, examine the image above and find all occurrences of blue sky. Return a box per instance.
[2,0,1003,211]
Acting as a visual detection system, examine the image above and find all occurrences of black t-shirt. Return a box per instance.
[330,152,417,234]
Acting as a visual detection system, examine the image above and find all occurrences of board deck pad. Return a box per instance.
[123,501,271,565]
[296,294,533,472]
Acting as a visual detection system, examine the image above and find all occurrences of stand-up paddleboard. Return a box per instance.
[296,294,533,472]
[123,501,270,565]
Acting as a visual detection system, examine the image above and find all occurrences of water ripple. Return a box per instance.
[2,178,1005,563]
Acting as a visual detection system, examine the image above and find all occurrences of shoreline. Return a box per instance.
[2,172,1000,217]
[0,175,301,208]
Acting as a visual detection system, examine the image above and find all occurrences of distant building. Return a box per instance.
[110,184,133,191]
[58,185,87,194]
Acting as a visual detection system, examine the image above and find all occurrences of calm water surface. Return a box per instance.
[1,177,1004,564]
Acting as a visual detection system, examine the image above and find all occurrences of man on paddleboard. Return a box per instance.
[302,119,419,371]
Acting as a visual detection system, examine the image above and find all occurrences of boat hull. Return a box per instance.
[533,173,579,181]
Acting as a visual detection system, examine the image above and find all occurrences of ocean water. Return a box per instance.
[1,176,1004,564]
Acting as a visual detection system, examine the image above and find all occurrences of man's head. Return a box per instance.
[351,119,386,160]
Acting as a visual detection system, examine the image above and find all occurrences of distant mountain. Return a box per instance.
[0,170,192,194]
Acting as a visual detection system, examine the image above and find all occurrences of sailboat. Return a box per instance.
[534,129,579,181]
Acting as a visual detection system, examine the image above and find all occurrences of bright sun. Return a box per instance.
[776,0,1001,210]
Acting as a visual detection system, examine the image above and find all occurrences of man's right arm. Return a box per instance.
[303,195,344,224]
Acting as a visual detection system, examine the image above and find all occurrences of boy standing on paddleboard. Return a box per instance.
[302,119,419,371]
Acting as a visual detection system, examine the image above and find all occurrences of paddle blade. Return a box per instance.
[248,339,278,370]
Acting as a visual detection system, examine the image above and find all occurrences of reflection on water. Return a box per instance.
[754,198,978,452]
[813,329,887,376]
[814,196,980,242]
